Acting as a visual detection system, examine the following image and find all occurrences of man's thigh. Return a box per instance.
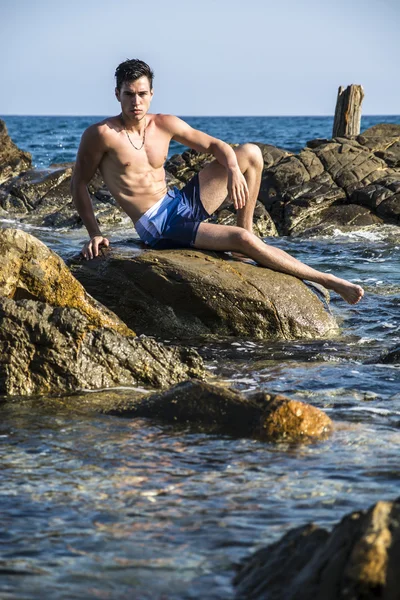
[193,222,243,251]
[198,146,249,215]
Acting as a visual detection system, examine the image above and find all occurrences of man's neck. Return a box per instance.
[120,112,148,134]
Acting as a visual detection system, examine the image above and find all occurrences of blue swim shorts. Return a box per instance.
[134,174,210,250]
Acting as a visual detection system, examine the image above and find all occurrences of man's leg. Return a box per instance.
[199,143,263,232]
[194,223,364,304]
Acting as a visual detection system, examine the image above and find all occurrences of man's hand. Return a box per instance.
[228,167,250,210]
[81,235,110,260]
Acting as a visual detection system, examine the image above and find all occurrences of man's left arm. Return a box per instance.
[163,115,249,210]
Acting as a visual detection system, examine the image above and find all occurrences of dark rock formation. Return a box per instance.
[0,161,126,229]
[259,130,400,236]
[0,298,203,396]
[71,247,338,341]
[0,119,31,184]
[108,380,332,442]
[376,345,400,364]
[234,497,400,600]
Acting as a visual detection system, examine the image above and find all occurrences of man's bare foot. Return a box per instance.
[328,277,364,304]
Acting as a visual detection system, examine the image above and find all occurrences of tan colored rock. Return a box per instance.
[0,227,132,335]
[234,497,400,600]
[71,246,338,341]
[258,394,332,441]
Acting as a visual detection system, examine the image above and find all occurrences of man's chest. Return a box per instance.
[107,129,170,171]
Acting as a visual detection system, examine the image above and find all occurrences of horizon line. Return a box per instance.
[1,113,400,119]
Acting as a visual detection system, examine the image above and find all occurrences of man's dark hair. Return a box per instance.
[115,59,154,90]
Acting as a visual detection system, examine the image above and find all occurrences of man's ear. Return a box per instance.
[115,87,120,101]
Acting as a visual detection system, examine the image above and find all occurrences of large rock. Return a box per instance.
[108,380,332,442]
[70,247,338,340]
[0,228,204,395]
[0,298,203,395]
[259,135,399,235]
[234,497,400,600]
[0,227,132,335]
[0,119,31,185]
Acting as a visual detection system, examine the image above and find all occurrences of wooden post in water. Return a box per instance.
[332,84,364,137]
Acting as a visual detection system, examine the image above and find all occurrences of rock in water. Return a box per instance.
[107,380,333,442]
[0,299,203,395]
[376,345,400,364]
[0,229,204,395]
[0,119,32,185]
[71,247,338,340]
[234,497,400,600]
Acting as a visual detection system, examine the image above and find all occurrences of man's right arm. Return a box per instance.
[71,125,109,259]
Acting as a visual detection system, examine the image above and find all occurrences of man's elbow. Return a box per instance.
[209,139,229,154]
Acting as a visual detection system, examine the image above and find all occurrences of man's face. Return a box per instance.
[115,77,154,120]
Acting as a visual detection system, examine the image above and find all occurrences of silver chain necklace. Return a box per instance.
[121,114,147,150]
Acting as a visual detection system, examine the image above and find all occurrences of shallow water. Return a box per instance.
[0,116,399,598]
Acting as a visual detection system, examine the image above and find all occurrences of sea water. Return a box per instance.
[0,115,399,599]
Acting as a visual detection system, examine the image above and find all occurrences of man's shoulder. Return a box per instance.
[153,113,188,134]
[81,116,121,147]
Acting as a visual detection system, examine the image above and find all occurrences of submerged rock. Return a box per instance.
[376,345,400,364]
[104,380,333,442]
[0,298,203,396]
[234,497,400,600]
[71,247,338,341]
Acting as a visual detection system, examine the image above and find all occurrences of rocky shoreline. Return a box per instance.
[1,119,399,236]
[0,120,399,598]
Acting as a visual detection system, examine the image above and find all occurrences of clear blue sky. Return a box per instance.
[1,0,399,116]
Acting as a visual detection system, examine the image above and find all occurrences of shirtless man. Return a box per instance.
[72,59,364,304]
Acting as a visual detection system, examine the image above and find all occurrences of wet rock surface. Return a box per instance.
[71,246,338,341]
[234,497,400,600]
[0,298,203,396]
[107,380,333,442]
[377,345,400,364]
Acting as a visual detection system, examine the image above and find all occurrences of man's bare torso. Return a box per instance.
[98,113,172,223]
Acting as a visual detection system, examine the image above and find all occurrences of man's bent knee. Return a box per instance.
[238,143,264,169]
[233,227,254,250]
